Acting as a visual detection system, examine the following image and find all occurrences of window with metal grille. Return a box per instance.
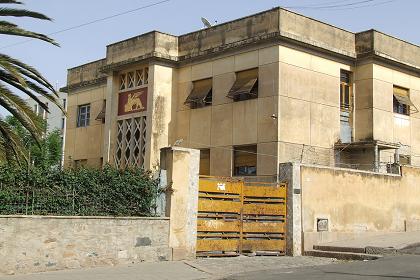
[233,145,257,176]
[115,116,147,169]
[227,68,258,102]
[119,67,149,91]
[77,104,90,127]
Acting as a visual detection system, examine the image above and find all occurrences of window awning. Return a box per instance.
[96,100,106,121]
[394,92,415,107]
[393,87,418,113]
[185,79,212,105]
[227,68,258,99]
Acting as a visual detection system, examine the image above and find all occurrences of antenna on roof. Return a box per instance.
[201,17,212,28]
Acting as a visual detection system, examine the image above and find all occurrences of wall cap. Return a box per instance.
[0,215,170,220]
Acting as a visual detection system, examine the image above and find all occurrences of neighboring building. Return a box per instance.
[26,92,68,135]
[27,92,67,166]
[61,7,420,176]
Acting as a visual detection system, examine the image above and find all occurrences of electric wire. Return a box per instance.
[0,0,172,50]
[283,0,394,10]
[181,139,417,169]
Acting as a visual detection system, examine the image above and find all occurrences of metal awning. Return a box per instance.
[394,87,418,113]
[185,78,212,105]
[227,68,258,99]
[95,100,106,121]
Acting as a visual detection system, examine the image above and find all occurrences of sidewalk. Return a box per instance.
[317,231,420,254]
[319,231,420,250]
[0,256,338,280]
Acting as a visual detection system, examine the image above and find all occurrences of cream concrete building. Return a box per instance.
[62,7,420,176]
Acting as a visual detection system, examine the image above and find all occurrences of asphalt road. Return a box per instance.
[223,255,420,280]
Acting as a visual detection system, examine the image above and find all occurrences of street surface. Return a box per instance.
[1,254,420,280]
[223,255,420,280]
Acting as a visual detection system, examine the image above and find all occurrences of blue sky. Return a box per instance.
[0,0,419,116]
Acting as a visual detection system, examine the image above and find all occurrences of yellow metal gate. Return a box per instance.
[196,176,286,257]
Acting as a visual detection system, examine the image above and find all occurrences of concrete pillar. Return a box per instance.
[102,73,119,165]
[279,162,302,256]
[160,147,199,260]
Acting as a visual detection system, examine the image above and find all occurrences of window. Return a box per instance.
[199,149,210,175]
[340,70,352,110]
[74,159,87,168]
[37,105,45,118]
[227,68,258,101]
[34,104,38,114]
[63,98,67,110]
[393,86,413,116]
[61,117,65,130]
[340,70,353,143]
[77,104,90,127]
[233,145,257,176]
[185,78,212,108]
[119,67,149,91]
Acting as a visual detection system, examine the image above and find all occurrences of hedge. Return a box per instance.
[0,165,161,216]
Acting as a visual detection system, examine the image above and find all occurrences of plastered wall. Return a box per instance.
[65,85,106,168]
[299,165,420,250]
[174,46,280,176]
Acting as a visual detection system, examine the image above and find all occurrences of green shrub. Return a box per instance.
[0,165,161,216]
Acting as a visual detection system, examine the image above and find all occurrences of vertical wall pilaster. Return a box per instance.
[279,162,302,256]
[160,147,199,260]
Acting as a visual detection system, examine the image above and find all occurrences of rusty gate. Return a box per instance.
[196,176,286,257]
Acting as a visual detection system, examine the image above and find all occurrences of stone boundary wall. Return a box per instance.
[280,163,420,254]
[0,216,171,275]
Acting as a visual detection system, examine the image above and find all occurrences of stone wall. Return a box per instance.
[0,216,171,275]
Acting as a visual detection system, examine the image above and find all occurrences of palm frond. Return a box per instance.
[0,20,17,27]
[0,24,59,46]
[0,54,58,95]
[0,69,49,111]
[0,8,51,20]
[0,1,60,163]
[0,118,26,166]
[0,1,23,4]
[0,55,64,114]
[0,85,43,143]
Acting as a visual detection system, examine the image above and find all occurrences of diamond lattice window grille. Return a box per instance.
[136,69,144,87]
[127,72,135,88]
[120,67,148,91]
[115,116,147,169]
[119,73,126,90]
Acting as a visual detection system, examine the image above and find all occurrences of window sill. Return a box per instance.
[393,113,410,120]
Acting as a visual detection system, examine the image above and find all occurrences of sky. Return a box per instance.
[0,0,419,115]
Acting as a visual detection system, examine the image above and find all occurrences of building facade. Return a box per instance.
[26,92,68,134]
[62,7,420,176]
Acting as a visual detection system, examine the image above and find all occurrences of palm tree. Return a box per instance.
[0,0,60,164]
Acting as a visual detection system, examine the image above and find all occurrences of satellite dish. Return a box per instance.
[201,17,212,28]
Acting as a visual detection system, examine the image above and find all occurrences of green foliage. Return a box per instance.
[3,115,63,168]
[0,164,161,217]
[0,1,61,164]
